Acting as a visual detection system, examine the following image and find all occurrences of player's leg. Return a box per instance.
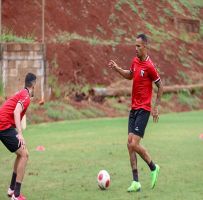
[128,134,139,181]
[131,109,160,188]
[0,128,28,199]
[12,147,29,199]
[131,134,151,162]
[127,110,141,192]
[128,148,138,181]
[0,128,20,197]
[127,140,141,192]
[7,155,20,197]
[131,135,159,188]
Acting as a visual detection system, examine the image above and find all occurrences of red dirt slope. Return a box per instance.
[2,0,203,87]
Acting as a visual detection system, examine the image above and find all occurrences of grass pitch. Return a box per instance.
[0,111,203,200]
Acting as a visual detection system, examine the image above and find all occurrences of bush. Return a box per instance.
[80,107,105,118]
[178,91,200,109]
[44,102,84,120]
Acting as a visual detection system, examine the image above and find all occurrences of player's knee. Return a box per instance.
[128,135,132,144]
[127,142,131,150]
[25,150,29,160]
[132,143,140,152]
[127,138,134,150]
[21,149,29,160]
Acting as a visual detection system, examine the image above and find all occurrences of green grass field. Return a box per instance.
[0,111,203,200]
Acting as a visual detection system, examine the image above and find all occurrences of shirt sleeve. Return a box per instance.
[148,65,160,83]
[129,59,135,74]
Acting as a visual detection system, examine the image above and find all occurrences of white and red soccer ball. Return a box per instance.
[97,170,110,190]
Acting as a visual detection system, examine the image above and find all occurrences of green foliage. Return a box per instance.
[0,29,34,43]
[53,31,118,46]
[191,87,203,96]
[80,107,105,118]
[62,84,81,96]
[48,75,61,98]
[200,24,203,37]
[179,0,203,16]
[44,101,83,120]
[50,54,59,69]
[107,98,128,114]
[178,90,200,109]
[115,0,138,14]
[179,43,186,54]
[115,36,121,43]
[162,93,174,102]
[29,103,41,111]
[135,0,143,5]
[139,11,146,20]
[43,101,106,121]
[96,25,106,35]
[179,32,189,42]
[88,36,100,45]
[115,0,125,11]
[113,28,126,37]
[80,84,91,94]
[27,99,108,124]
[177,71,191,84]
[145,22,172,43]
[108,13,117,23]
[178,44,194,68]
[163,8,173,17]
[195,59,203,67]
[167,0,185,15]
[62,83,91,97]
[164,48,176,60]
[127,0,138,14]
[27,114,44,124]
[178,55,191,68]
[159,16,167,25]
[188,0,203,6]
[178,32,201,43]
[113,28,126,36]
[151,43,161,51]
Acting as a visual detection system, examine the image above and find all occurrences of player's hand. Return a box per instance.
[17,134,26,149]
[152,106,159,123]
[108,60,118,70]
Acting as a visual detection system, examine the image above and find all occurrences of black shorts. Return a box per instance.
[128,109,150,138]
[0,127,21,153]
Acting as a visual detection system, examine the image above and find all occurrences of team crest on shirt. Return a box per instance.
[140,69,145,77]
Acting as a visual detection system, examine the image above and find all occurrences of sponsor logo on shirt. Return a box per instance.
[140,70,145,77]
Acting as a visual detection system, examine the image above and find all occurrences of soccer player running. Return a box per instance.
[0,73,37,200]
[108,34,163,192]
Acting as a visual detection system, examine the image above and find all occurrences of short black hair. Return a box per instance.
[25,73,36,88]
[137,33,148,44]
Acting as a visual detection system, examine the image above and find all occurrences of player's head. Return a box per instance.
[25,73,36,97]
[135,33,148,60]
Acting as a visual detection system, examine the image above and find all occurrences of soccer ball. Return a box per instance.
[97,170,110,190]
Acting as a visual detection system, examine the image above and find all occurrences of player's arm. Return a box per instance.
[14,102,25,148]
[152,80,163,123]
[108,60,133,80]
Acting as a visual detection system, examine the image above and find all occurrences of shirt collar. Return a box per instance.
[24,87,31,97]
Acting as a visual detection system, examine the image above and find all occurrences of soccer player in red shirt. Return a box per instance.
[108,34,163,192]
[0,73,36,200]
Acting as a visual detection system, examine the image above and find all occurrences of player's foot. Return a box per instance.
[11,194,26,200]
[127,181,141,192]
[7,188,14,197]
[151,164,160,189]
